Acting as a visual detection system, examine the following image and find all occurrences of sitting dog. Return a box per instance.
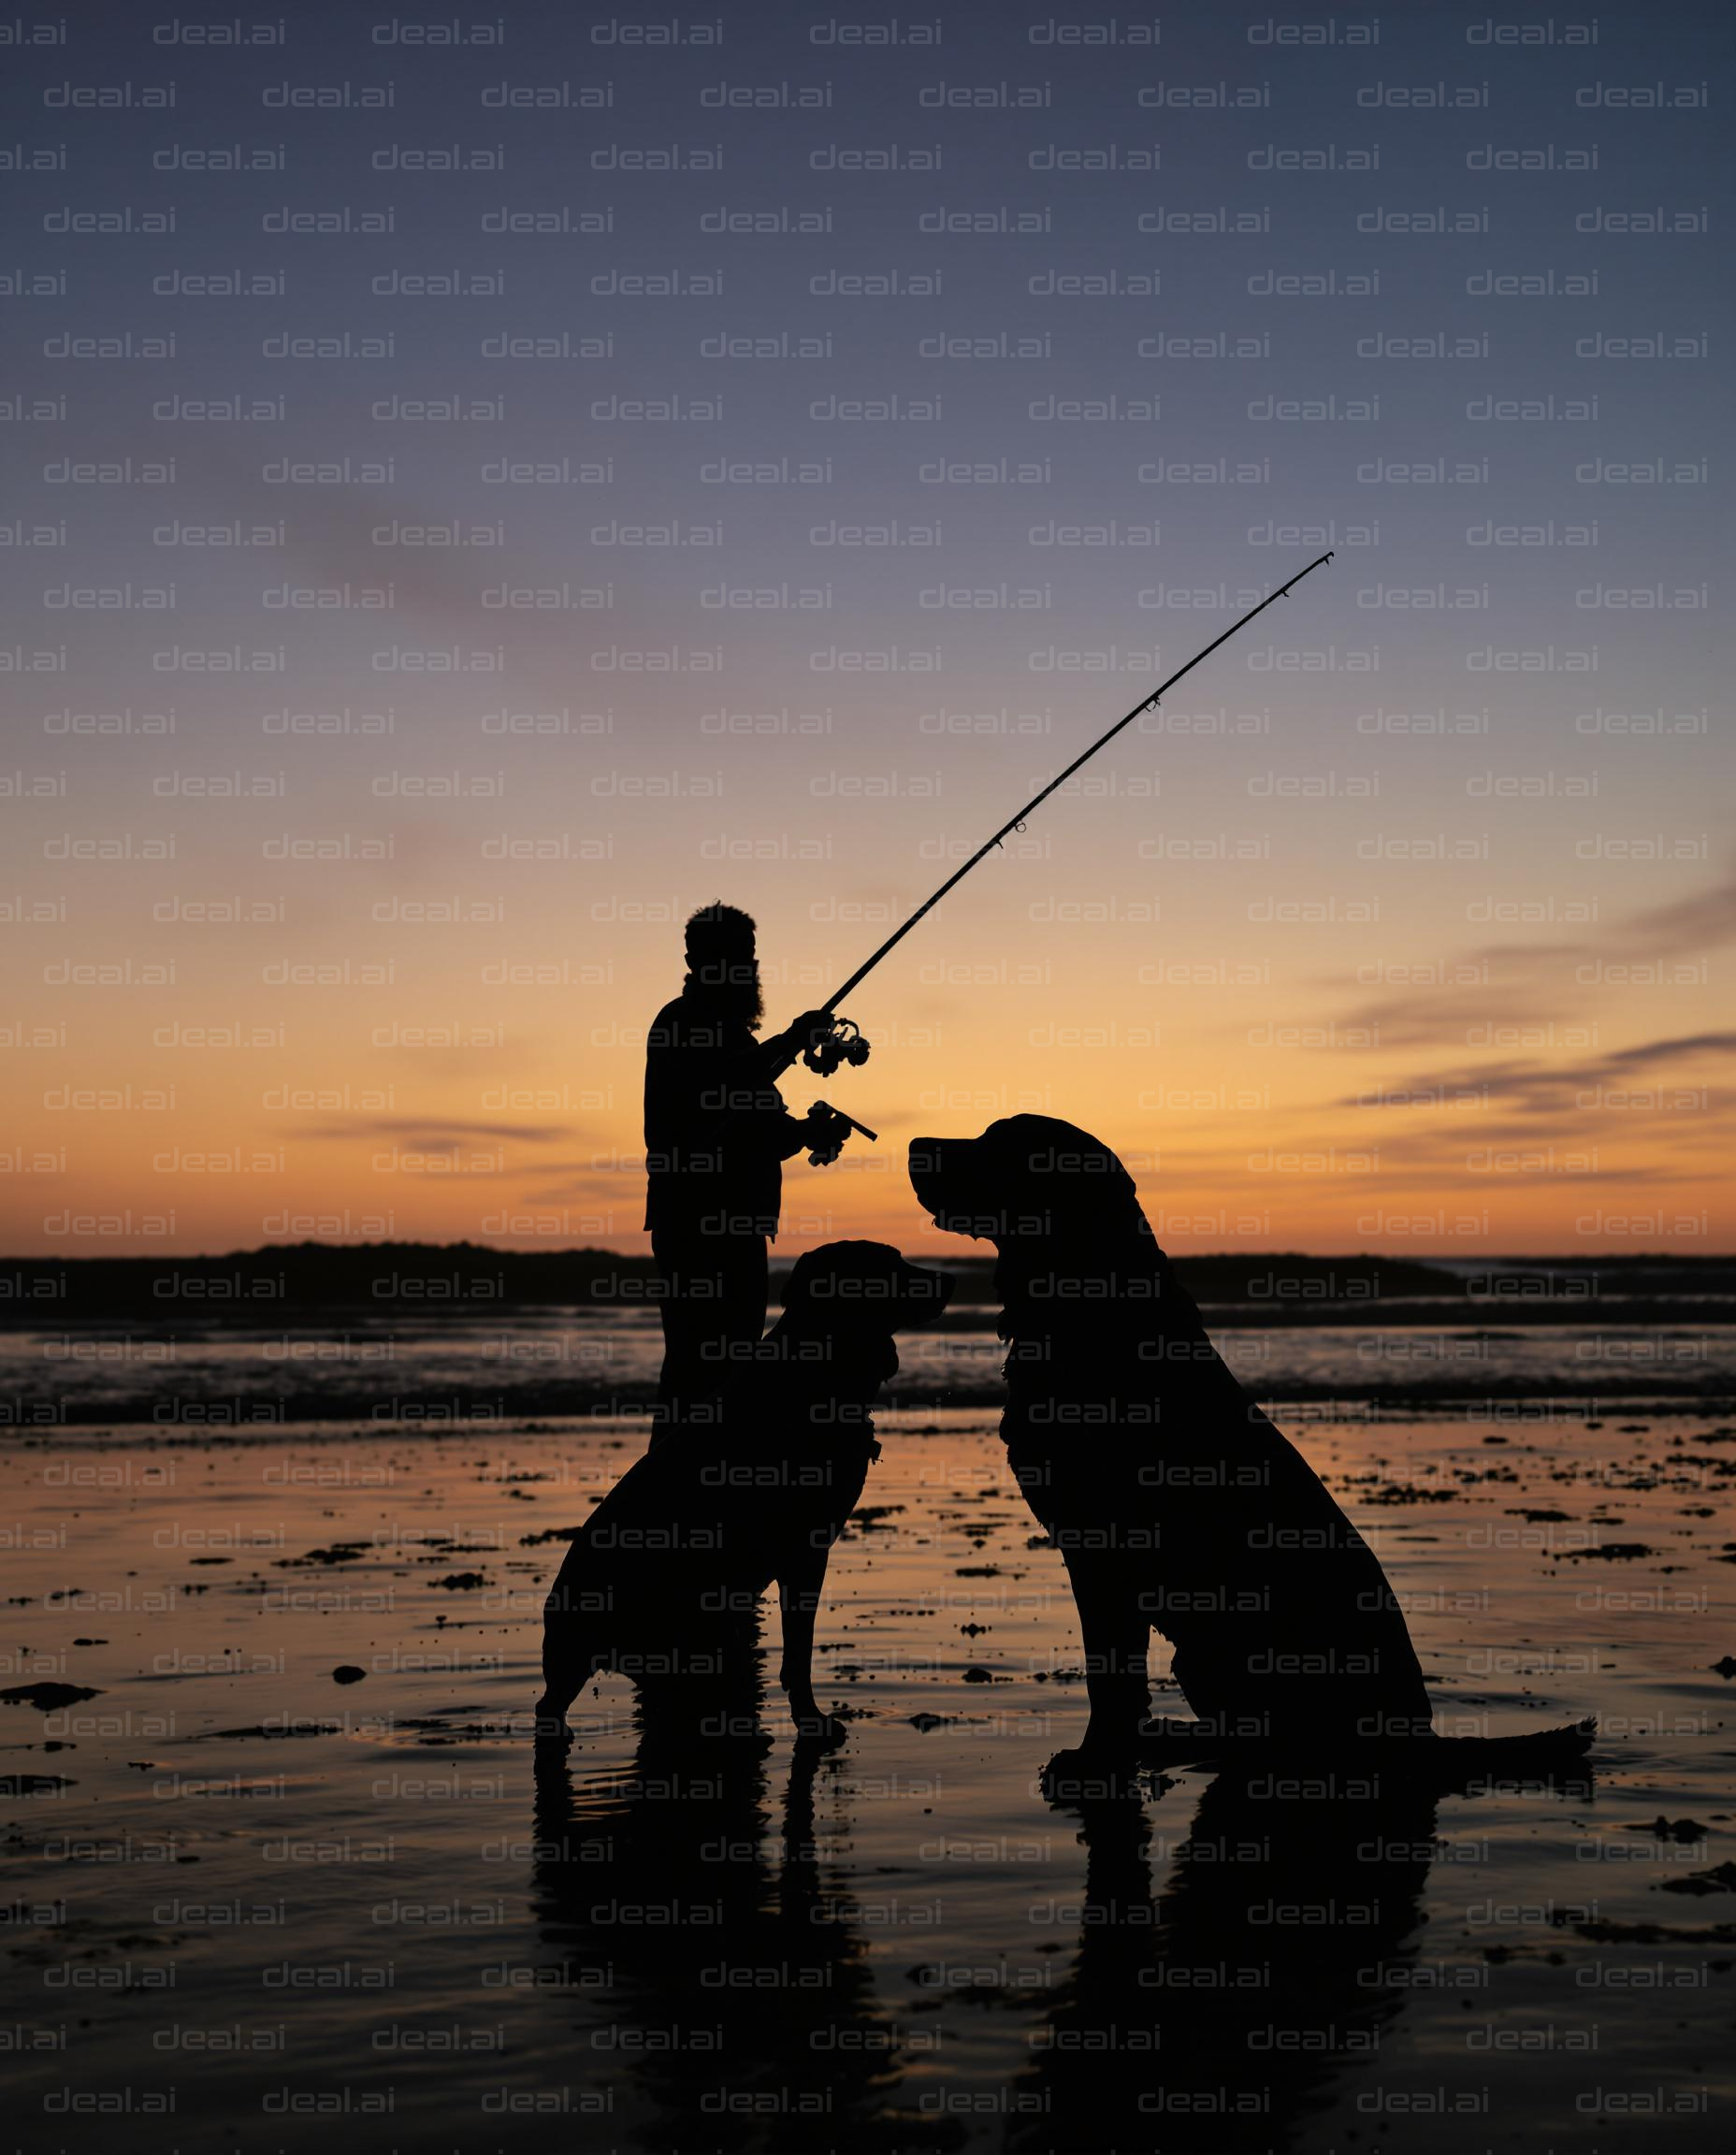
[535,1240,950,1748]
[909,1116,1438,1760]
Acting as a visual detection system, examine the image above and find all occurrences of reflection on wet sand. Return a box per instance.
[529,1617,1599,2153]
[529,1622,948,2152]
[1012,1758,1589,2153]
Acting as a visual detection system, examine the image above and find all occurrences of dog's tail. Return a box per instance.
[1135,1714,1598,1790]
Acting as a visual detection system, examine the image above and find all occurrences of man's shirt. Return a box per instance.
[643,995,803,1238]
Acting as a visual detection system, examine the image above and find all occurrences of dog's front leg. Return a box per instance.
[1067,1556,1150,1760]
[535,1548,606,1752]
[777,1540,844,1745]
[534,1645,593,1754]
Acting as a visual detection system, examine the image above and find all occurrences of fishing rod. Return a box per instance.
[803,550,1335,1076]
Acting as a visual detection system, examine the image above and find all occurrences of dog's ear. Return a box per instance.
[781,1248,820,1310]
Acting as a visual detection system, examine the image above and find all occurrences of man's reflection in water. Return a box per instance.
[529,1624,953,2153]
[1010,1764,1445,2154]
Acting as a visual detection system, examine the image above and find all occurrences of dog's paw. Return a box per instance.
[1040,1745,1144,1803]
[532,1701,575,1754]
[790,1705,848,1751]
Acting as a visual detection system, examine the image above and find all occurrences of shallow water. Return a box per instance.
[5,1307,1735,1423]
[1,1408,1732,2151]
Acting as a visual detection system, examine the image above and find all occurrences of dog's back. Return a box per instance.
[547,1354,877,1677]
[537,1239,949,1738]
[1000,1247,1432,1742]
[912,1119,1434,1748]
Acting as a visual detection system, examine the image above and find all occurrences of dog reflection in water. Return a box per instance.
[535,1240,950,1750]
[531,1649,935,2147]
[1011,1745,1595,2154]
[1013,1765,1435,2153]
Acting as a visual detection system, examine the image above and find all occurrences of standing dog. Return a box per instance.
[909,1116,1437,1760]
[535,1241,950,1749]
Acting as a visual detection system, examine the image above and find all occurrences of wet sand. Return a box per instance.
[1,1407,1732,2151]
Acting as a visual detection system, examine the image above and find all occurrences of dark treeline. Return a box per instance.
[2,1241,1463,1318]
[1,1243,1730,1322]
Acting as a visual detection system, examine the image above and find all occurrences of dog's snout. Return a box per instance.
[893,1260,952,1327]
[908,1136,991,1240]
[901,1262,952,1309]
[909,1135,973,1210]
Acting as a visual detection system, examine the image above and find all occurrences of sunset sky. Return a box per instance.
[3,2,1729,1257]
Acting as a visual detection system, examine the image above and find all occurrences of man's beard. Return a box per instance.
[684,958,763,1031]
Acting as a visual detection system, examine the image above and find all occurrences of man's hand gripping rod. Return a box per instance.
[802,551,1335,1075]
[802,1102,877,1167]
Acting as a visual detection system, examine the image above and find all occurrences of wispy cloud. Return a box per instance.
[1302,860,1736,1063]
[1343,1031,1736,1115]
[1621,866,1736,957]
[290,1118,571,1148]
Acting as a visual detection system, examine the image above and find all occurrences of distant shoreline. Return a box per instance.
[3,1242,1734,1426]
[3,1241,1732,1323]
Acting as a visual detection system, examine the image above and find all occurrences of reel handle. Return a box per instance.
[801,1015,871,1078]
[802,1100,877,1168]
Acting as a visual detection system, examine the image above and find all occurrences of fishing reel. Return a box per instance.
[803,1101,878,1168]
[803,1015,871,1078]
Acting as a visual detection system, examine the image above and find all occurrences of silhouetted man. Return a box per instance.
[644,904,841,1440]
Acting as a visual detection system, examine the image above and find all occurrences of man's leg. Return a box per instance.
[719,1234,770,1378]
[650,1230,714,1443]
[650,1232,767,1444]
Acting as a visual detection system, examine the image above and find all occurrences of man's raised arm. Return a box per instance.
[734,1008,833,1081]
